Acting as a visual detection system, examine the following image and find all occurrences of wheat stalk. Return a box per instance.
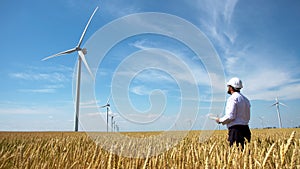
[107,145,114,169]
[205,156,209,169]
[281,131,295,166]
[116,146,124,169]
[243,144,249,169]
[254,158,262,168]
[262,142,276,168]
[143,147,151,169]
[290,142,297,169]
[249,152,253,169]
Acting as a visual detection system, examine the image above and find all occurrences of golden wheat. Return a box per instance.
[0,129,299,168]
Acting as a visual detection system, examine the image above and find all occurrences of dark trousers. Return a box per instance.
[228,125,251,148]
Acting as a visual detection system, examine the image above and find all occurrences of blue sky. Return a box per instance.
[1,0,300,131]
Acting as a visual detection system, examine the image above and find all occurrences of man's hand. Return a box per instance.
[215,118,221,124]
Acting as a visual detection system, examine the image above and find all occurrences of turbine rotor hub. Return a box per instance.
[82,48,87,55]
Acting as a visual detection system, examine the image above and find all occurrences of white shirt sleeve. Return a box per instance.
[219,96,237,124]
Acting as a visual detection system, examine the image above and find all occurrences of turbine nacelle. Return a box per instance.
[81,48,87,55]
[100,103,110,108]
[75,47,87,54]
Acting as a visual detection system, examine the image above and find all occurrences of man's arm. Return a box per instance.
[216,98,237,124]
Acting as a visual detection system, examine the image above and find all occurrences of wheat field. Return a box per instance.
[0,129,299,168]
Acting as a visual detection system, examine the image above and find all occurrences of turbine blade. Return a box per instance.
[42,48,77,61]
[78,50,94,79]
[77,6,99,48]
[279,102,288,107]
[270,103,276,107]
[100,105,107,108]
[106,95,110,105]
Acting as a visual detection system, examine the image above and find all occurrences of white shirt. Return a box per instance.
[219,92,250,128]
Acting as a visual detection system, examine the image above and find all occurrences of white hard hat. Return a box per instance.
[227,77,243,89]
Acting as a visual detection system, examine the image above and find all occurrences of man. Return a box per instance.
[216,77,251,148]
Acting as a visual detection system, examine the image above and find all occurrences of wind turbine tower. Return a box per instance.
[42,7,98,131]
[258,116,265,129]
[271,97,287,128]
[100,97,110,132]
[110,113,114,132]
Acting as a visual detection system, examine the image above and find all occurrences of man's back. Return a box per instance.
[226,92,250,128]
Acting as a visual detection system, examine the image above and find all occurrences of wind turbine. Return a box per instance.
[111,113,120,132]
[112,120,116,132]
[111,115,115,132]
[100,97,110,132]
[110,113,116,132]
[271,97,287,128]
[258,116,265,129]
[115,124,119,132]
[42,7,99,132]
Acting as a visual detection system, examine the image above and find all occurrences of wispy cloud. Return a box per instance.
[9,65,72,94]
[186,0,240,77]
[195,0,238,47]
[10,72,68,83]
[127,39,225,93]
[113,48,200,87]
[18,88,56,93]
[0,107,44,115]
[130,39,152,50]
[16,84,65,94]
[101,0,141,18]
[0,104,68,115]
[223,0,239,24]
[27,65,73,73]
[10,64,73,81]
[243,69,300,100]
[186,0,300,101]
[130,85,168,96]
[132,69,175,84]
[130,85,148,95]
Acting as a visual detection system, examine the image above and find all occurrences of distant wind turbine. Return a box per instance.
[115,124,119,132]
[258,116,265,129]
[271,97,287,128]
[42,7,99,132]
[112,114,121,132]
[110,113,118,132]
[100,97,110,132]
